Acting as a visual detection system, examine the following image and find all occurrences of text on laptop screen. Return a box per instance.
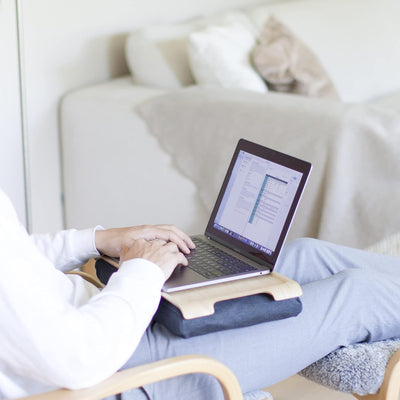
[213,150,303,257]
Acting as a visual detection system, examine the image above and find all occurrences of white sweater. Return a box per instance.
[0,189,164,399]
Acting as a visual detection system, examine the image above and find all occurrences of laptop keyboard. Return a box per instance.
[187,237,258,279]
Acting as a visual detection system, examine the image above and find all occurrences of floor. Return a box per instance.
[265,374,354,400]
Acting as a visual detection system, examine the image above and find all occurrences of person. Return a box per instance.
[1,186,400,400]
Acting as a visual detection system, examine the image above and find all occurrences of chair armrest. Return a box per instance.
[16,355,243,400]
[65,259,104,289]
[354,348,400,400]
[377,348,400,400]
[65,270,104,289]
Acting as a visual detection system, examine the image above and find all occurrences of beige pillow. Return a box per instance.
[252,16,339,99]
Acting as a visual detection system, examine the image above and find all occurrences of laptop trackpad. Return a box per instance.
[163,265,206,292]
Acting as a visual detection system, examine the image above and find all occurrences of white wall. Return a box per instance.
[18,0,266,233]
[0,0,27,226]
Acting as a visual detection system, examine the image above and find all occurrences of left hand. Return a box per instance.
[119,239,188,281]
[95,224,195,258]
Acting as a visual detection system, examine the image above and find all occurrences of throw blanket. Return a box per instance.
[138,87,400,248]
[299,338,400,395]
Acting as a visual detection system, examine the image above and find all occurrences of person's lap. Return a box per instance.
[120,239,400,399]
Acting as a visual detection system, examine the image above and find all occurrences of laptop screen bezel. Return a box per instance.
[204,138,312,267]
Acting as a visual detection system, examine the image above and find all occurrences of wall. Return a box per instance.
[18,0,266,233]
[0,0,27,226]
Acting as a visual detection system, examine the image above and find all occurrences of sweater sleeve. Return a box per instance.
[30,227,102,272]
[0,190,165,394]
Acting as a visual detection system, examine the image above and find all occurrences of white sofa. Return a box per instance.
[60,0,400,249]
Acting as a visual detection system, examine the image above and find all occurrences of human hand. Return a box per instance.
[119,238,188,280]
[95,224,195,259]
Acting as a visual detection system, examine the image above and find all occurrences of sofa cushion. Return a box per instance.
[125,11,255,89]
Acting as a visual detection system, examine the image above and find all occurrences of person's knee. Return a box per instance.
[335,268,377,296]
[280,238,357,283]
[277,238,323,280]
[284,237,322,257]
[291,237,320,248]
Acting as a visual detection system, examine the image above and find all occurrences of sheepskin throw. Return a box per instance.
[299,339,400,395]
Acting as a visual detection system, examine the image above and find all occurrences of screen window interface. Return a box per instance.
[214,150,303,257]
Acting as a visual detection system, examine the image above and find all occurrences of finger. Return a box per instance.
[168,243,188,266]
[167,249,188,268]
[162,242,188,267]
[151,238,167,246]
[177,252,188,266]
[155,227,195,254]
[164,241,180,253]
[159,225,196,250]
[140,227,189,254]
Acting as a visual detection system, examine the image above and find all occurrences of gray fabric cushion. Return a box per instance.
[299,339,400,395]
[154,295,302,338]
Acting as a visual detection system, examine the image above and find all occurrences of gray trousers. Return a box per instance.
[119,238,400,399]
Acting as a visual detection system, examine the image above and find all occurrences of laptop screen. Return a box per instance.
[206,139,311,267]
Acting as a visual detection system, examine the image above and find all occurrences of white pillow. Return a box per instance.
[188,23,268,93]
[246,0,400,102]
[125,12,256,89]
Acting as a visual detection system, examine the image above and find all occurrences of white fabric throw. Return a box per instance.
[138,87,400,248]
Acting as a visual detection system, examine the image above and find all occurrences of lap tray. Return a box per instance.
[157,273,303,337]
[95,257,303,338]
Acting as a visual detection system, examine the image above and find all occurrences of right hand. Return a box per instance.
[119,238,188,281]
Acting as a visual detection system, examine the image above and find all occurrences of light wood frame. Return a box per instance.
[15,354,243,400]
[353,348,400,400]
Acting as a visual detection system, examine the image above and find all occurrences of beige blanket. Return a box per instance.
[138,87,400,249]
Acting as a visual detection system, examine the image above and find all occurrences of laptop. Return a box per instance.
[163,138,312,293]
